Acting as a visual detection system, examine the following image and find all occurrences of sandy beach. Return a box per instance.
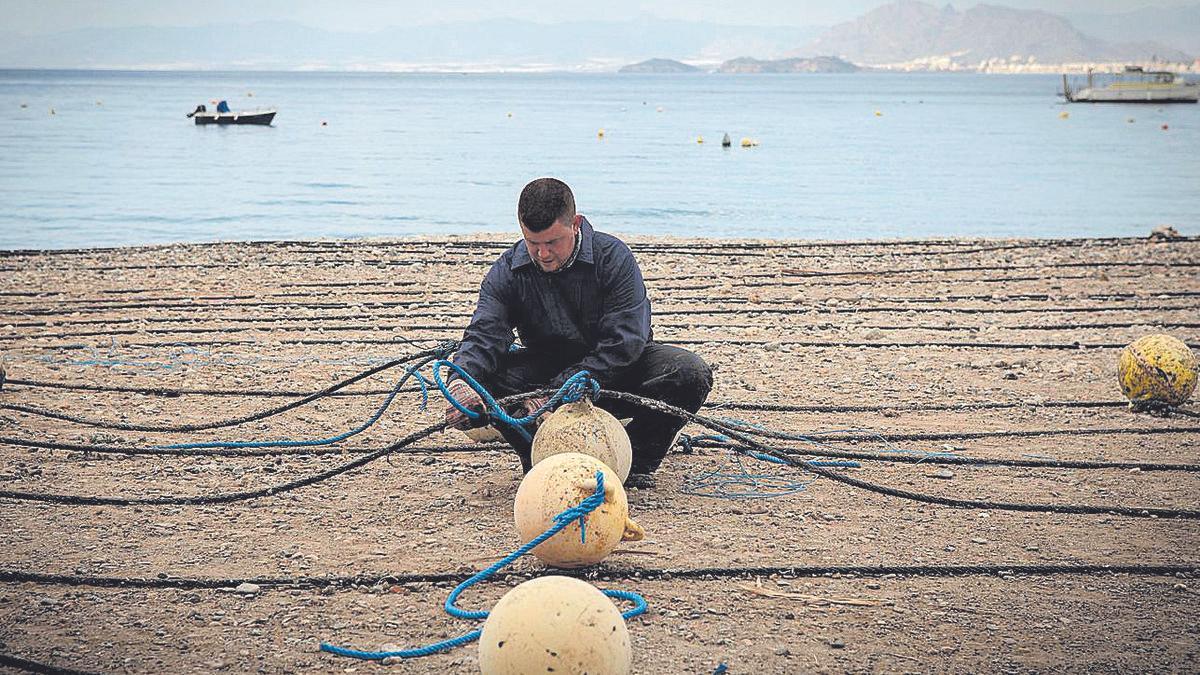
[1,234,1198,673]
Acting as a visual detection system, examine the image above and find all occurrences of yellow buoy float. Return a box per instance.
[1118,334,1198,407]
[740,137,759,147]
[597,128,605,138]
[1059,111,1069,119]
[531,398,632,480]
[514,453,643,568]
[478,575,632,675]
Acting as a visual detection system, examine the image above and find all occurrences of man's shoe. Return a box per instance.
[624,473,656,489]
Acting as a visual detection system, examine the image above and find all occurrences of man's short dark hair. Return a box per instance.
[518,178,576,233]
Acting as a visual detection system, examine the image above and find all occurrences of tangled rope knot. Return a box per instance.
[434,359,599,442]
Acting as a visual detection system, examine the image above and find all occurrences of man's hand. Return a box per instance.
[444,380,484,430]
[522,396,550,425]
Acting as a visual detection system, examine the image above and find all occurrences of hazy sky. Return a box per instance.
[3,0,1189,33]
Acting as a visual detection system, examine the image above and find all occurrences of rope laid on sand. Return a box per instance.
[0,653,97,675]
[602,391,1200,520]
[677,436,1200,472]
[2,563,1196,592]
[0,342,456,432]
[319,471,647,661]
[3,387,1199,518]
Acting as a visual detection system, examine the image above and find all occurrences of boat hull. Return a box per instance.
[1066,87,1198,103]
[193,110,277,125]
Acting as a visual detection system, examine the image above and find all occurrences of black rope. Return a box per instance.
[21,337,1196,351]
[776,260,1200,279]
[684,438,1200,472]
[0,342,454,432]
[0,379,1140,416]
[654,303,1200,316]
[10,319,1200,344]
[7,243,1194,274]
[710,425,1200,443]
[0,422,445,505]
[0,436,504,457]
[599,391,1200,520]
[0,653,97,675]
[4,299,1194,321]
[6,388,1199,518]
[0,563,1194,592]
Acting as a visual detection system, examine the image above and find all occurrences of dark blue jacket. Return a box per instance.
[452,217,652,387]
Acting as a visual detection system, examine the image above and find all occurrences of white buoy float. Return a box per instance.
[478,575,632,674]
[531,398,632,481]
[513,452,643,568]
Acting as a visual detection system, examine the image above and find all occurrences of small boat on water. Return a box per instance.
[187,101,277,125]
[1062,66,1199,103]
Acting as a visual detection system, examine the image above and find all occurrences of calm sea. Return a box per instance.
[0,69,1196,249]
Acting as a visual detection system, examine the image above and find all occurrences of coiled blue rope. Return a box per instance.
[433,360,599,443]
[679,433,861,500]
[319,471,647,661]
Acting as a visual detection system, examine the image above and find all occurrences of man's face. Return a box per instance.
[521,214,580,273]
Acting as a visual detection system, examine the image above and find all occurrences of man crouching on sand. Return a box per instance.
[443,177,713,488]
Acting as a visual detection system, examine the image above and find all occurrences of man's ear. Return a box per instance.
[571,214,582,231]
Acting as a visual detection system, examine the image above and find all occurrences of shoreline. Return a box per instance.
[4,232,1197,257]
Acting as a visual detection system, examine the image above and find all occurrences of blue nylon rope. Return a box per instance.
[320,470,648,661]
[433,359,599,443]
[159,358,436,450]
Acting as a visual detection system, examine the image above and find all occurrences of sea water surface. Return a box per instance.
[0,69,1197,249]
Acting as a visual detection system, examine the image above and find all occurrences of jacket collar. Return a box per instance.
[511,216,595,270]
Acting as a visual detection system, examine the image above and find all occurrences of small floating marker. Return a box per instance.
[246,91,254,97]
[696,135,704,144]
[874,110,883,116]
[721,132,731,148]
[740,137,759,147]
[321,120,328,126]
[1059,111,1069,119]
[597,128,605,138]
[1127,117,1135,123]
[506,111,513,118]
[1161,123,1169,130]
[656,106,664,112]
[19,102,27,108]
[95,100,103,106]
[49,107,55,115]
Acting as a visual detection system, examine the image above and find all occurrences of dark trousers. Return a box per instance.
[477,342,713,475]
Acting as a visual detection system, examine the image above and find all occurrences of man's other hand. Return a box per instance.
[444,380,484,430]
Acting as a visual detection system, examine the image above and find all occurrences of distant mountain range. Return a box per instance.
[717,57,860,73]
[620,56,858,73]
[796,1,1193,67]
[618,59,702,74]
[1,3,1195,72]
